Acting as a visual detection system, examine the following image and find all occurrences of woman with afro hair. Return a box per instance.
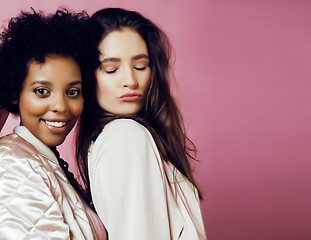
[0,9,106,239]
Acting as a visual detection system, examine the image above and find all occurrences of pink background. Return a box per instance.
[1,0,310,239]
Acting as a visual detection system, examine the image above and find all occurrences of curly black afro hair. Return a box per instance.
[0,8,89,114]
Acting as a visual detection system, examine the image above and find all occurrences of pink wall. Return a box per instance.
[1,0,310,239]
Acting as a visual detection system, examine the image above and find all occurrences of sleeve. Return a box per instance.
[0,147,70,240]
[89,119,176,240]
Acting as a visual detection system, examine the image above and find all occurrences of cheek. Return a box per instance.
[96,76,114,99]
[19,95,46,115]
[69,99,84,116]
[142,72,151,92]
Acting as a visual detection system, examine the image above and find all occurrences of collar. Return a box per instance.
[13,126,58,165]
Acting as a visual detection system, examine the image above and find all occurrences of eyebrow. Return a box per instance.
[30,80,82,86]
[132,54,149,61]
[68,80,82,86]
[100,54,149,63]
[101,57,120,63]
[31,80,51,86]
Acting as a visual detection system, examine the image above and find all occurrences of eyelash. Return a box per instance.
[33,88,81,98]
[66,88,81,97]
[134,66,147,71]
[104,66,148,74]
[106,69,118,74]
[34,88,50,97]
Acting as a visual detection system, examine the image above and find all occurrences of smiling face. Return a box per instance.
[18,55,83,147]
[95,28,151,115]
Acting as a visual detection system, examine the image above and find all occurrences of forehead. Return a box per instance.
[24,56,81,86]
[98,28,148,58]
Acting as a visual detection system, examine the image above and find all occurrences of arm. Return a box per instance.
[89,119,181,239]
[0,145,70,239]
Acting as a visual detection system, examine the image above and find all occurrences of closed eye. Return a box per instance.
[134,66,147,71]
[106,68,118,74]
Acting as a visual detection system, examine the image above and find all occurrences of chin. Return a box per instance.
[43,138,66,148]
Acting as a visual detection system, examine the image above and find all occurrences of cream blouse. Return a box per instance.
[88,119,207,239]
[0,126,104,239]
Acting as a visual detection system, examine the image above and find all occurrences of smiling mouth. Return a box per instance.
[44,120,67,128]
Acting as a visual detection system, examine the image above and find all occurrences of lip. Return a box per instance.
[41,118,70,133]
[120,92,142,102]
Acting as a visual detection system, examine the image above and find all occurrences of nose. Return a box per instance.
[50,94,67,113]
[123,68,138,89]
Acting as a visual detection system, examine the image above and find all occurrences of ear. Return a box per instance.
[12,100,18,104]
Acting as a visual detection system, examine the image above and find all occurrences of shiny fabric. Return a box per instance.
[0,126,101,239]
[88,119,207,239]
[84,203,107,240]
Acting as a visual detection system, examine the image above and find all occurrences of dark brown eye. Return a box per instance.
[34,88,50,97]
[67,88,81,97]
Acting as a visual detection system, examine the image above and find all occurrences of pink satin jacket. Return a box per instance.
[0,126,106,239]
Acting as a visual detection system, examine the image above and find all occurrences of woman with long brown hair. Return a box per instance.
[77,8,206,239]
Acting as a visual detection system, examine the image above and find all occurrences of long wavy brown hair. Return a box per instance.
[76,8,203,201]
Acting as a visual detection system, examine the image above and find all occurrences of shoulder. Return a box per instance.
[96,119,152,145]
[0,134,54,198]
[0,133,40,161]
[89,119,158,164]
[0,133,51,182]
[0,133,33,157]
[105,118,148,135]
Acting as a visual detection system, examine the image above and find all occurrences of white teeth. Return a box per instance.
[45,121,66,128]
